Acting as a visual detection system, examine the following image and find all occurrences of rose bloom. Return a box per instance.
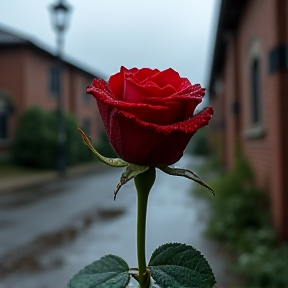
[87,67,213,166]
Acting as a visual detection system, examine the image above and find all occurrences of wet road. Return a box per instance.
[0,156,230,287]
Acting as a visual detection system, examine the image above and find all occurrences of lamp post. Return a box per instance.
[49,0,71,175]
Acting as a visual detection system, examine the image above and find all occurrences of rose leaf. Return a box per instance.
[148,243,216,288]
[68,254,130,288]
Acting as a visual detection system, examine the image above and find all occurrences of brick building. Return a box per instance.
[0,26,103,152]
[208,0,288,240]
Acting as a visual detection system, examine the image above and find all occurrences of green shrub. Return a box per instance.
[205,156,268,250]
[0,152,12,165]
[237,244,288,287]
[12,107,56,168]
[54,111,93,165]
[194,155,288,287]
[12,107,93,169]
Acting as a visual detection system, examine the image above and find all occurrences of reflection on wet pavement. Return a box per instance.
[0,207,125,277]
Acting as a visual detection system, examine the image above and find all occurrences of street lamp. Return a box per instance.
[49,0,72,175]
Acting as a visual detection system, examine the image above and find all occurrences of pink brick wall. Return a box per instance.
[0,49,26,142]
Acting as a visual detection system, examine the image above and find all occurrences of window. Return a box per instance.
[251,58,261,124]
[243,39,265,139]
[0,114,7,140]
[248,39,262,125]
[0,97,11,140]
[48,66,59,95]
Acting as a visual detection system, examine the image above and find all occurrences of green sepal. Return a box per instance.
[148,243,216,288]
[158,166,215,196]
[114,164,149,200]
[78,125,128,168]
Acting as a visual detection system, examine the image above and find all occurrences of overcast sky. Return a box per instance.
[0,0,220,88]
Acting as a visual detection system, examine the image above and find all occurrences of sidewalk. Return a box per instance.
[0,162,104,193]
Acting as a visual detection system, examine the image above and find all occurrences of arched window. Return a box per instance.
[243,39,265,139]
[248,39,262,126]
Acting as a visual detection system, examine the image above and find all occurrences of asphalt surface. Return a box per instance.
[0,156,232,288]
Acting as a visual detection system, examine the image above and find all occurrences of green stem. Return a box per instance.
[134,167,156,288]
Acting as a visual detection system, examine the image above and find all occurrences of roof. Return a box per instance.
[0,25,105,79]
[0,28,29,45]
[208,0,248,95]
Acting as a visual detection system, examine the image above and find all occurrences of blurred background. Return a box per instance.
[0,0,288,287]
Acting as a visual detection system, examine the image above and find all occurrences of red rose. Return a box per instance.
[87,66,213,166]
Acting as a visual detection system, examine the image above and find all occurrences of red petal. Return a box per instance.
[145,68,181,89]
[107,72,124,100]
[105,107,213,166]
[123,77,176,102]
[87,79,206,125]
[87,79,174,125]
[133,67,160,82]
[117,106,213,135]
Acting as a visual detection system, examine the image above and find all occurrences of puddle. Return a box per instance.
[0,207,125,277]
[98,208,124,220]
